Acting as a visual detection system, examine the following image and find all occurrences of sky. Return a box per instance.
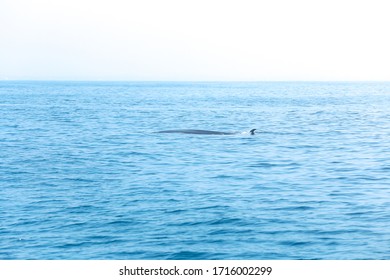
[1,0,389,81]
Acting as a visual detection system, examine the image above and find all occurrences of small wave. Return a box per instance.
[272,205,314,211]
[209,217,242,225]
[279,240,313,247]
[166,251,213,260]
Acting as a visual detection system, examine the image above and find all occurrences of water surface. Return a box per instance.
[1,81,389,259]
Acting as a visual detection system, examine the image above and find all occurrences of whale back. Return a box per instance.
[157,129,256,135]
[157,129,234,135]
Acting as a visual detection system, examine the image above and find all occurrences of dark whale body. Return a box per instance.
[157,129,256,135]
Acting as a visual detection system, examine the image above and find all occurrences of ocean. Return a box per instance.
[1,81,389,259]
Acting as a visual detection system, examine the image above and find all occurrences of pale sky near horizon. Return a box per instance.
[1,0,389,81]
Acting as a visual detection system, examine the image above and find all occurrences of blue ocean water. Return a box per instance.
[1,81,390,259]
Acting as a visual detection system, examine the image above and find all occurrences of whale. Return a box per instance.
[156,129,256,135]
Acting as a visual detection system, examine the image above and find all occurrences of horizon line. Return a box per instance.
[1,79,390,83]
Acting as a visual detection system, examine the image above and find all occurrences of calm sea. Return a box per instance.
[1,81,389,259]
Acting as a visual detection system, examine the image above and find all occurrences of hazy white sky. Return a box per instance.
[1,0,389,81]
